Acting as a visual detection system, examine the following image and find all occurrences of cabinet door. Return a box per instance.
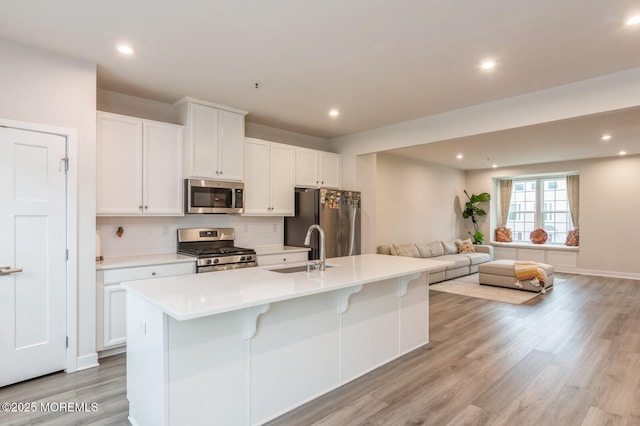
[143,121,183,215]
[295,148,319,187]
[189,103,220,179]
[243,139,271,215]
[103,284,127,349]
[319,152,341,189]
[269,143,295,215]
[97,112,143,215]
[218,110,245,181]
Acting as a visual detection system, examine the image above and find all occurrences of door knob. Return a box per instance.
[1,266,23,276]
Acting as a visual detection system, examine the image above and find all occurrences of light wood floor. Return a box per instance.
[2,273,640,425]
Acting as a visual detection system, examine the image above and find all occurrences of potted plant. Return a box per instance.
[462,190,491,244]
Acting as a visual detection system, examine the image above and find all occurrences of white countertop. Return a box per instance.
[96,254,196,270]
[122,254,452,321]
[252,245,311,256]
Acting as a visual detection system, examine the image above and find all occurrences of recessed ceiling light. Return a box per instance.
[619,150,627,156]
[456,154,464,160]
[328,109,339,118]
[626,15,640,26]
[601,134,612,141]
[480,60,496,70]
[492,164,498,168]
[117,45,135,55]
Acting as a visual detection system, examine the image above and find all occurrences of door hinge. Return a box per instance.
[61,157,69,172]
[66,336,69,348]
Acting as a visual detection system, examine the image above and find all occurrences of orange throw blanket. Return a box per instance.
[514,261,549,293]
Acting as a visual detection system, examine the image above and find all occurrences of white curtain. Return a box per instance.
[499,180,512,227]
[567,175,579,228]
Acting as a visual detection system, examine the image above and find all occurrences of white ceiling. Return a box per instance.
[1,0,640,168]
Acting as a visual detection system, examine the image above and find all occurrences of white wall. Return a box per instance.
[375,154,466,247]
[466,155,640,277]
[0,38,97,367]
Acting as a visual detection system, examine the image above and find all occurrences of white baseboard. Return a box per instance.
[75,352,100,371]
[98,345,126,359]
[555,267,640,281]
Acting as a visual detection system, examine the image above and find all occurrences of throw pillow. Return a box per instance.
[565,229,579,246]
[392,243,420,258]
[495,227,512,243]
[455,238,475,254]
[530,228,548,244]
[442,240,458,255]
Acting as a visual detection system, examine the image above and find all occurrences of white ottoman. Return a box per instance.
[478,260,554,293]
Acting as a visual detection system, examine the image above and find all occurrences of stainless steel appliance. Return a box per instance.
[185,179,244,214]
[177,228,257,273]
[284,188,361,260]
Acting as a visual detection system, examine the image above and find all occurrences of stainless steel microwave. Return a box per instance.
[185,179,244,214]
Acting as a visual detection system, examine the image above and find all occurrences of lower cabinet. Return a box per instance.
[96,262,195,352]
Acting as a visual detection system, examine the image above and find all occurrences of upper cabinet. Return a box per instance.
[243,138,295,216]
[97,111,183,216]
[173,97,247,182]
[295,148,341,189]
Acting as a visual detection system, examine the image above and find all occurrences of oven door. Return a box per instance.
[185,179,244,214]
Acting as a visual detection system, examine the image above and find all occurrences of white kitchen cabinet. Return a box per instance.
[97,111,183,216]
[96,261,195,353]
[174,97,247,182]
[295,147,341,189]
[243,138,295,216]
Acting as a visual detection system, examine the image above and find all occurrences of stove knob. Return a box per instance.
[205,259,212,265]
[240,256,246,262]
[213,258,220,264]
[246,255,253,261]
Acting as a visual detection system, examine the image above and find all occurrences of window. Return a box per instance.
[505,176,574,244]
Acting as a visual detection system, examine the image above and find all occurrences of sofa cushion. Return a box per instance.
[455,238,475,254]
[392,243,420,258]
[376,245,392,255]
[415,241,444,258]
[438,254,471,268]
[460,252,491,265]
[442,241,458,255]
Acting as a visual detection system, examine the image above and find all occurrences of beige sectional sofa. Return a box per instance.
[377,240,493,284]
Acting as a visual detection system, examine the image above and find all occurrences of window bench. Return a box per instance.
[490,241,578,272]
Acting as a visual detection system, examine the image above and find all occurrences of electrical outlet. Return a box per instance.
[272,224,278,232]
[162,225,169,236]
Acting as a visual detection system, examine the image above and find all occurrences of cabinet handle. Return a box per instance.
[144,205,148,210]
[139,205,143,210]
[152,272,156,276]
[283,258,287,262]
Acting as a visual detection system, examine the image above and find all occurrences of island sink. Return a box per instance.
[269,264,336,273]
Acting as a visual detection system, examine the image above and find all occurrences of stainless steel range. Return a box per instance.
[177,228,257,273]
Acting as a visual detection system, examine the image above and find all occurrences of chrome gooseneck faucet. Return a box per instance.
[304,224,326,271]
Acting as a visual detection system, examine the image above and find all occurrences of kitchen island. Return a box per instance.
[123,254,451,426]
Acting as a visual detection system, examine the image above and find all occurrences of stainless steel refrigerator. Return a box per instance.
[284,188,361,260]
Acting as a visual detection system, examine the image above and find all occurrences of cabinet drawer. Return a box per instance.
[258,251,309,266]
[103,262,195,283]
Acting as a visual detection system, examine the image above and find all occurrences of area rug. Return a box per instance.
[430,273,562,305]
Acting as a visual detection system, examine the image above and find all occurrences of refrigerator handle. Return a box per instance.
[347,203,357,256]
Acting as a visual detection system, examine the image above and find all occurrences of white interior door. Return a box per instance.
[0,127,67,387]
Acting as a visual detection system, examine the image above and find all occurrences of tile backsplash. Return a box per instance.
[96,215,285,258]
